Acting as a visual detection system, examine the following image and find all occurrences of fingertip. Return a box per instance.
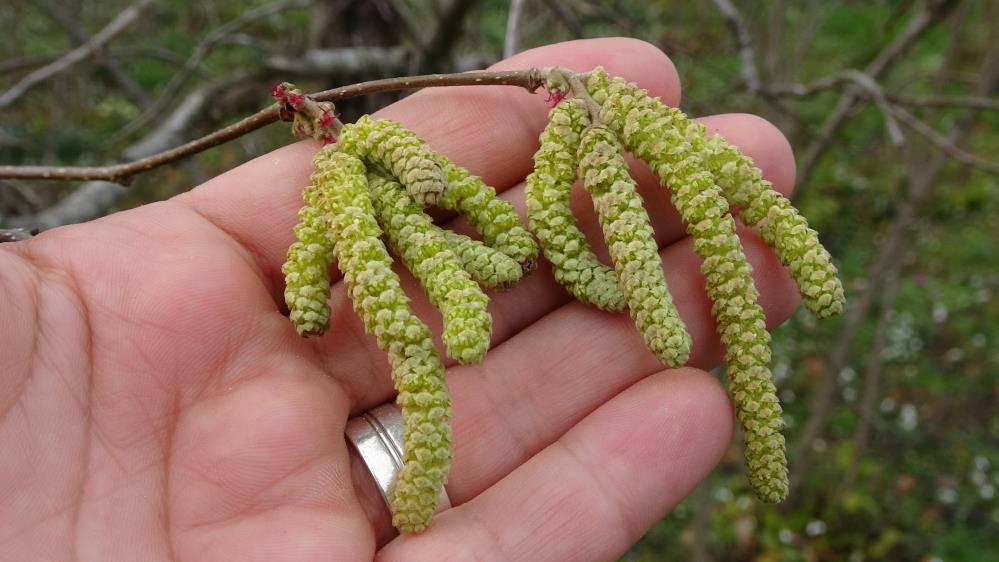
[636,368,734,464]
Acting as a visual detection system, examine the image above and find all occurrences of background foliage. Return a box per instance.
[1,1,996,560]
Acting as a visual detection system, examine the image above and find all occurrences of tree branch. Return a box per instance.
[0,68,550,184]
[0,0,153,108]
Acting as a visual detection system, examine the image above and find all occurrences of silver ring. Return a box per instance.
[345,403,451,514]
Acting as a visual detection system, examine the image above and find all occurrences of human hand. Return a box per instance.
[0,38,799,561]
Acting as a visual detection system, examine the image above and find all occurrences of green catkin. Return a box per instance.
[592,75,789,502]
[577,124,691,366]
[587,68,845,319]
[438,229,523,290]
[702,135,845,317]
[526,99,627,311]
[436,156,540,272]
[282,183,334,336]
[311,147,451,532]
[367,171,492,364]
[337,116,448,206]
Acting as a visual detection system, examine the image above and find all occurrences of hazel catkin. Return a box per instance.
[577,124,691,367]
[312,146,452,531]
[436,156,539,272]
[337,116,448,206]
[587,67,844,319]
[367,170,492,364]
[439,229,523,290]
[527,99,626,311]
[282,183,334,336]
[592,75,789,501]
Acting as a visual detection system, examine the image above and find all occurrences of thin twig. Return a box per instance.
[841,70,906,145]
[711,0,761,94]
[0,68,550,184]
[0,0,153,108]
[561,69,602,121]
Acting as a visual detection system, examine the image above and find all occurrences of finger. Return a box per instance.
[175,38,680,296]
[328,219,798,420]
[378,369,733,561]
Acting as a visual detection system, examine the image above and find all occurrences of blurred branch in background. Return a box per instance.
[32,0,152,108]
[1,78,246,229]
[0,0,154,108]
[789,34,999,498]
[710,0,760,95]
[504,0,526,59]
[109,0,312,145]
[791,0,961,198]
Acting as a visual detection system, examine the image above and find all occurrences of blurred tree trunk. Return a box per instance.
[308,0,406,114]
[309,0,402,49]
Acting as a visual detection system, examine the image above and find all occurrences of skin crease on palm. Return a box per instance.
[0,38,802,561]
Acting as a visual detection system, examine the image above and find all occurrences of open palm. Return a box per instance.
[0,39,801,561]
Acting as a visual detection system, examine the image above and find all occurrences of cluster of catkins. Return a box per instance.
[282,66,845,532]
[283,114,538,532]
